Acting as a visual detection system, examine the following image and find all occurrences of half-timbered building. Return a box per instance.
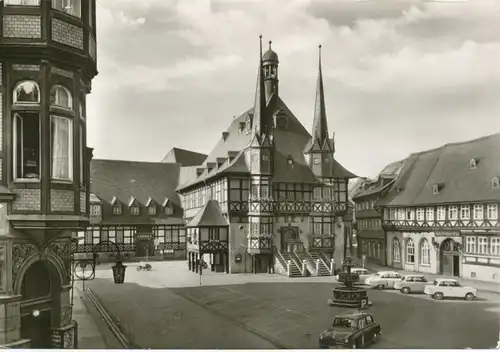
[177,39,357,276]
[380,133,500,282]
[352,160,406,266]
[72,151,206,262]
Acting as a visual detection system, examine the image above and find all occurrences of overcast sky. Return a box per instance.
[87,0,500,179]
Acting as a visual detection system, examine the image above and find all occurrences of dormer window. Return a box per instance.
[164,206,173,216]
[148,205,157,216]
[130,206,140,216]
[432,184,440,195]
[492,177,500,189]
[287,155,294,165]
[470,158,478,169]
[90,204,101,215]
[112,205,122,215]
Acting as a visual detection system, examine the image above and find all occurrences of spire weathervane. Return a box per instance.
[319,44,322,71]
[269,40,272,50]
[259,35,263,61]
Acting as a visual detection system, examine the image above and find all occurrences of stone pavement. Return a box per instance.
[362,261,500,294]
[72,284,122,349]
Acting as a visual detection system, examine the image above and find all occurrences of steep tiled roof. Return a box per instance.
[177,96,357,191]
[90,159,184,225]
[353,159,407,199]
[186,200,229,227]
[380,133,500,206]
[161,147,207,166]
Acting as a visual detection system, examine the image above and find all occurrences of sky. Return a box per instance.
[87,0,500,179]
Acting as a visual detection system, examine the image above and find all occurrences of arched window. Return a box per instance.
[420,239,430,265]
[13,81,40,104]
[50,85,73,109]
[13,81,41,180]
[406,239,415,263]
[392,238,401,263]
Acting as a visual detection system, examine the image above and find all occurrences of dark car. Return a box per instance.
[319,311,381,349]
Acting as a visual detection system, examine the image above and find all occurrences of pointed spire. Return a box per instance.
[269,40,272,50]
[252,35,268,139]
[311,44,329,145]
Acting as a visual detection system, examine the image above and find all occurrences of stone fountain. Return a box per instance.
[328,256,372,309]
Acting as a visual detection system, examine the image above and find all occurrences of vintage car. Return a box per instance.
[319,311,382,349]
[394,274,429,294]
[364,271,403,289]
[424,278,477,300]
[335,268,371,283]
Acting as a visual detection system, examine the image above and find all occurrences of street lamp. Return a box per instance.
[72,240,128,284]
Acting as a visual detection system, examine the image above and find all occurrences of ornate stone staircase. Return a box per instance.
[307,251,332,276]
[275,251,303,277]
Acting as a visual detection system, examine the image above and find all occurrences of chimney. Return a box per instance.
[196,168,204,177]
[222,132,229,141]
[227,151,238,162]
[216,157,226,168]
[206,162,216,173]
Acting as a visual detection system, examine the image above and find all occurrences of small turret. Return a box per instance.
[262,41,279,102]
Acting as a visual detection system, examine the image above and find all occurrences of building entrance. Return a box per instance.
[19,260,60,348]
[440,238,461,277]
[280,227,303,252]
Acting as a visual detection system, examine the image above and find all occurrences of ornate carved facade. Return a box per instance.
[0,0,97,348]
[177,40,357,276]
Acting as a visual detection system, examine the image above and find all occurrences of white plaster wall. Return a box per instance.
[401,232,438,274]
[462,264,500,282]
[333,217,345,270]
[228,223,252,273]
[386,231,403,270]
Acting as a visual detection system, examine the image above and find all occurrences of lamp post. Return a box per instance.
[72,240,127,284]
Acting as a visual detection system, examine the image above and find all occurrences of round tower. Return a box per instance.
[0,0,97,348]
[262,41,278,102]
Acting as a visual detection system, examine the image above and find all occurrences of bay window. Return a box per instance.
[52,0,81,18]
[51,116,73,181]
[13,112,41,180]
[50,85,73,109]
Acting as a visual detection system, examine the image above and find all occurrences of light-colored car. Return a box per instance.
[335,268,371,283]
[424,278,477,301]
[364,271,403,289]
[394,275,429,294]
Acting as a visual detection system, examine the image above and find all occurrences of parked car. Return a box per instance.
[319,311,382,349]
[424,278,477,300]
[335,268,371,283]
[364,271,403,289]
[394,275,429,294]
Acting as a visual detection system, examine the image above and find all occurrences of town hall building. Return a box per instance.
[177,38,357,276]
[76,38,357,277]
